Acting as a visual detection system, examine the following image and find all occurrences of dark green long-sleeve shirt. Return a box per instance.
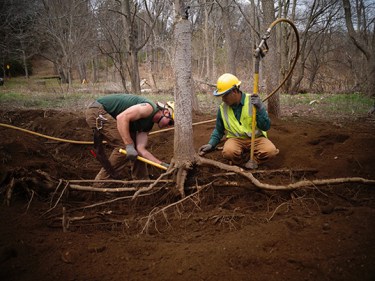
[208,92,271,147]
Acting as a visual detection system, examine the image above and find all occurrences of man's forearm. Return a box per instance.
[117,119,133,145]
[140,150,161,164]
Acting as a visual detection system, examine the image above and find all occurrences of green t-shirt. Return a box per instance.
[97,94,158,132]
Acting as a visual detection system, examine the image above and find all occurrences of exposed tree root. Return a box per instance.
[132,166,177,199]
[196,156,375,190]
[3,159,374,233]
[212,168,318,178]
[175,160,194,198]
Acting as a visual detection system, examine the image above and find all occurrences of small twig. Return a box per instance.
[5,177,15,207]
[210,208,244,230]
[188,193,202,211]
[62,206,67,232]
[132,167,176,199]
[24,190,35,214]
[42,181,69,216]
[65,187,164,214]
[69,184,137,192]
[50,179,63,207]
[140,182,213,233]
[140,207,161,234]
[267,202,290,222]
[67,179,171,184]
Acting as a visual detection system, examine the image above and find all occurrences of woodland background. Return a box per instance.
[1,0,374,104]
[1,2,375,280]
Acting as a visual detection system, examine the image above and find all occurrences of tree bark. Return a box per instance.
[261,0,280,117]
[173,13,194,163]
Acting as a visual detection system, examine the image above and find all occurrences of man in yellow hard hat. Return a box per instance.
[198,73,279,169]
[86,94,174,181]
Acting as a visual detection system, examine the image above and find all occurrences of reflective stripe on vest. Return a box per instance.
[220,94,267,139]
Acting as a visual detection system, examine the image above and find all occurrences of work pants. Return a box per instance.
[222,137,279,166]
[85,102,148,181]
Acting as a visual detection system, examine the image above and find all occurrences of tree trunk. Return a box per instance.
[171,0,195,196]
[173,17,194,163]
[261,0,280,117]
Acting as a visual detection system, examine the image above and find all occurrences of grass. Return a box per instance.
[0,77,373,119]
[280,92,373,118]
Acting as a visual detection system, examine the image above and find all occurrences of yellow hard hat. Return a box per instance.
[166,101,174,119]
[157,101,174,119]
[213,73,241,96]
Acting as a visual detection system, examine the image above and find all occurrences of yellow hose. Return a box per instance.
[0,122,93,144]
[262,18,300,102]
[0,118,217,144]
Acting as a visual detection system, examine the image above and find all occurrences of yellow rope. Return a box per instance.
[0,118,217,145]
[0,122,93,144]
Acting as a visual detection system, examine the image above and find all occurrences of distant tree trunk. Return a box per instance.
[278,0,296,93]
[121,0,141,93]
[261,0,280,117]
[342,0,375,97]
[92,58,98,83]
[218,0,236,75]
[203,0,210,80]
[20,49,28,79]
[146,44,157,91]
[78,63,87,83]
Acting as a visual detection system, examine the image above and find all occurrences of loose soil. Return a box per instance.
[0,108,374,281]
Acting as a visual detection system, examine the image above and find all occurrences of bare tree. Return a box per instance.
[37,0,96,86]
[97,0,164,93]
[342,0,375,97]
[288,0,341,94]
[0,0,40,78]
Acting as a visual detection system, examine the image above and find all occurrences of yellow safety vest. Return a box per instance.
[220,94,267,139]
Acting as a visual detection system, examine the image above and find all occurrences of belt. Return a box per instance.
[88,101,103,108]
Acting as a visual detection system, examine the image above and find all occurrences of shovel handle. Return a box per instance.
[119,148,167,170]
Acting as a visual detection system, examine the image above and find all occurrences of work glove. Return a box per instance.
[251,94,265,111]
[198,144,213,156]
[125,144,138,161]
[160,162,170,168]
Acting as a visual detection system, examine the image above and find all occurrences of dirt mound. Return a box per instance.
[0,109,375,281]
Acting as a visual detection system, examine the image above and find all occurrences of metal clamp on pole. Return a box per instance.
[254,30,271,59]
